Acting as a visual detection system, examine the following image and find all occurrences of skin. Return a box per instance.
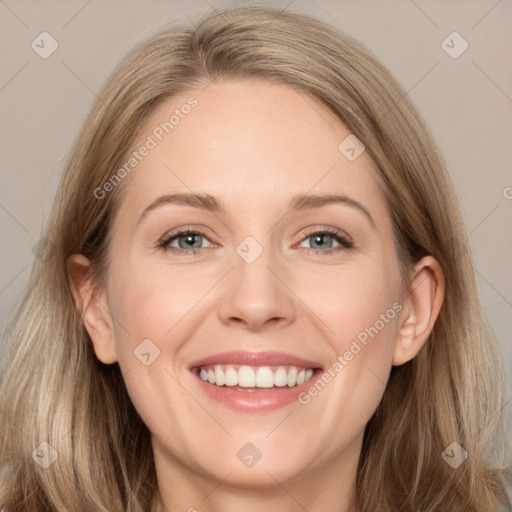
[68,79,444,512]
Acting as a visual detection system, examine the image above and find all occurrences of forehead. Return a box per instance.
[112,78,387,227]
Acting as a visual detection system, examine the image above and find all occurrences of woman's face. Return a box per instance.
[95,79,411,493]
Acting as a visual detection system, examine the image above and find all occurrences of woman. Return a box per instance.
[0,5,509,511]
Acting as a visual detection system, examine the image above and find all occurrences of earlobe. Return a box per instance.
[67,254,117,364]
[393,256,445,366]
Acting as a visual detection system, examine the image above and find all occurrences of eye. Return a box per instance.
[297,228,353,255]
[157,226,353,256]
[158,227,214,255]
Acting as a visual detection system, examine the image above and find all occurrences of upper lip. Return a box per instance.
[189,350,323,370]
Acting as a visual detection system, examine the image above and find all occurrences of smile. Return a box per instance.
[189,351,323,411]
[196,364,316,389]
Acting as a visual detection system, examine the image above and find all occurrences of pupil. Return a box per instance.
[183,234,199,248]
[313,234,331,248]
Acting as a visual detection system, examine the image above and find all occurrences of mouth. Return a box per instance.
[193,364,317,390]
[189,351,323,411]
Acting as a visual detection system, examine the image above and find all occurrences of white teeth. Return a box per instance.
[273,366,288,387]
[214,365,225,386]
[197,364,316,388]
[238,366,256,387]
[256,366,274,388]
[224,366,238,386]
[287,367,297,387]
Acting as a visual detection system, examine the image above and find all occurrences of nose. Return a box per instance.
[218,245,296,332]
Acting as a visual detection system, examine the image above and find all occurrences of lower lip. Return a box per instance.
[192,370,322,412]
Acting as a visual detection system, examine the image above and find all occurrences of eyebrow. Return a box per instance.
[136,192,375,228]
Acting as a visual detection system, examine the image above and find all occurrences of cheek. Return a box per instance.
[313,258,401,358]
[108,261,218,351]
[104,264,215,441]
[329,281,400,367]
[300,259,401,419]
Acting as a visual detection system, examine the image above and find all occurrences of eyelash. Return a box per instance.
[157,226,353,256]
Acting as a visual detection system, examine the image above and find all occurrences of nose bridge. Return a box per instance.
[235,234,275,287]
[218,232,295,330]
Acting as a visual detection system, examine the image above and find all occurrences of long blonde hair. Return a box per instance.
[0,5,509,511]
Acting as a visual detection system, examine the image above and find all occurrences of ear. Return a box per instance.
[67,254,117,364]
[393,255,445,366]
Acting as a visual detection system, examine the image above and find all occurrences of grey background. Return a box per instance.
[1,0,511,470]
